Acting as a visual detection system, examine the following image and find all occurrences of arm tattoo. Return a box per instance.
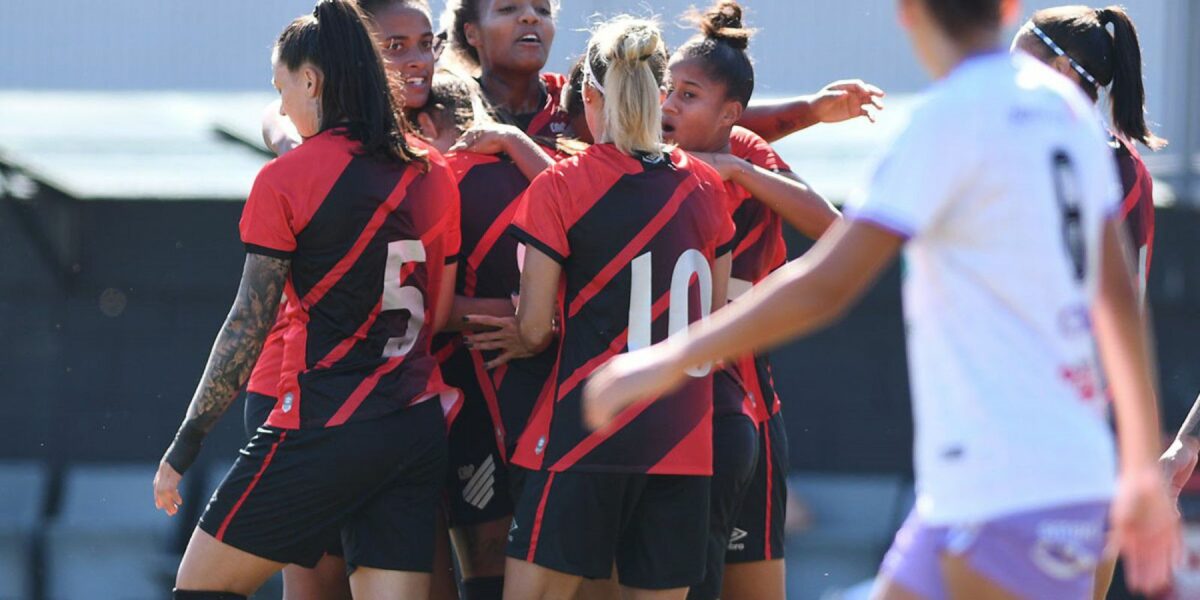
[165,254,288,472]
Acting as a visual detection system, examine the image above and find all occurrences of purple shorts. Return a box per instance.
[879,501,1109,600]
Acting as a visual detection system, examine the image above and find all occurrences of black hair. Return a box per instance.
[420,69,485,133]
[922,0,1004,41]
[276,0,426,166]
[563,56,586,119]
[1029,5,1165,150]
[445,0,485,67]
[676,0,755,107]
[356,0,431,20]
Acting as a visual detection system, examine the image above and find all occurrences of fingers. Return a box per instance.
[463,314,512,328]
[485,351,516,370]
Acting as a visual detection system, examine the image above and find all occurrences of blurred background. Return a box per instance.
[1,1,1198,598]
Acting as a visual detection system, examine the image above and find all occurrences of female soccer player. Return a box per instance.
[503,15,735,600]
[151,2,461,598]
[584,0,1180,598]
[660,3,839,599]
[1012,6,1199,597]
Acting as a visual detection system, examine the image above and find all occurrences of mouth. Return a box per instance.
[405,76,428,88]
[516,33,543,46]
[662,121,676,135]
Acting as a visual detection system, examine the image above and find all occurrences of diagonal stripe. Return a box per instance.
[567,177,698,318]
[733,218,769,260]
[526,472,556,562]
[470,352,508,461]
[216,431,288,541]
[464,455,497,501]
[323,355,408,427]
[464,197,525,297]
[557,291,671,403]
[301,168,420,308]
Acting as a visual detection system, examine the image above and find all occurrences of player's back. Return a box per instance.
[240,131,460,430]
[510,143,734,475]
[851,51,1121,523]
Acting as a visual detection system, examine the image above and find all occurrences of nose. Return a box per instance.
[518,5,540,25]
[661,93,679,115]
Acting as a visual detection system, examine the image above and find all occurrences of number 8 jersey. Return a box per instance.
[510,144,735,475]
[846,52,1123,525]
[239,130,461,430]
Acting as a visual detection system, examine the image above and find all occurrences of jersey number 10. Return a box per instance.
[628,249,714,377]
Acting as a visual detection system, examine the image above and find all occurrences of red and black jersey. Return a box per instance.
[1111,134,1154,295]
[525,72,574,150]
[509,144,736,475]
[725,127,792,423]
[431,151,540,455]
[245,301,288,398]
[240,130,461,430]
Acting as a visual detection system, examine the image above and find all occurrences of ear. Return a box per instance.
[1050,56,1079,82]
[464,22,482,50]
[720,101,744,129]
[896,0,915,29]
[301,65,323,100]
[583,84,601,105]
[416,111,440,141]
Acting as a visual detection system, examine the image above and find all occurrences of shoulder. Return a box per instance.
[728,126,769,155]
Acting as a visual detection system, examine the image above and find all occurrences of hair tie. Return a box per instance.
[583,55,606,95]
[1030,24,1100,87]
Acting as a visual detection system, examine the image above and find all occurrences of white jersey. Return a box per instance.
[848,52,1123,524]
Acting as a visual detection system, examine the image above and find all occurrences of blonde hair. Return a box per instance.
[584,16,668,158]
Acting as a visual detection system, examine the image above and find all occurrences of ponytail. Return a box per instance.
[1097,6,1165,150]
[1027,5,1165,150]
[584,16,668,158]
[276,0,427,166]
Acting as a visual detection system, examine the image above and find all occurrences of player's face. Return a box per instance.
[468,0,555,75]
[272,58,321,138]
[374,4,437,110]
[662,57,739,152]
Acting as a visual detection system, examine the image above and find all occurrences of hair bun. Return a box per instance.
[697,1,752,50]
[617,22,665,63]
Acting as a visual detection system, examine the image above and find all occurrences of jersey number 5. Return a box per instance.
[1052,150,1086,283]
[381,240,427,358]
[628,249,713,377]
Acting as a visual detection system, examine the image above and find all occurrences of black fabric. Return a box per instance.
[726,411,789,563]
[199,400,446,570]
[443,349,515,527]
[689,414,759,600]
[462,575,505,600]
[507,470,709,590]
[173,591,247,600]
[243,392,276,441]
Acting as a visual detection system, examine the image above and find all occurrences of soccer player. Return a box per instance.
[584,0,1181,598]
[151,2,461,598]
[659,3,840,598]
[1011,6,1199,597]
[501,16,735,600]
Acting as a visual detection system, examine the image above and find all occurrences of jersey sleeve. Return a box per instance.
[510,170,570,264]
[846,105,971,238]
[239,167,297,258]
[731,127,792,172]
[435,161,463,264]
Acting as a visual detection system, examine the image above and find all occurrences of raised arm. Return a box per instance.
[693,152,840,240]
[739,80,885,143]
[583,218,902,427]
[450,123,555,180]
[262,99,302,157]
[153,254,290,515]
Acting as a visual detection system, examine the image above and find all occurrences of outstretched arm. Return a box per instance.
[153,254,289,515]
[691,152,839,240]
[583,219,902,428]
[740,80,885,143]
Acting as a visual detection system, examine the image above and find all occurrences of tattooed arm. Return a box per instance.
[739,80,885,143]
[153,253,289,516]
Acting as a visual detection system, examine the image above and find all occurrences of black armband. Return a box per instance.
[163,424,205,475]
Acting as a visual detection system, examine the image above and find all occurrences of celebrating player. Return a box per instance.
[584,0,1180,598]
[503,15,735,600]
[152,2,461,598]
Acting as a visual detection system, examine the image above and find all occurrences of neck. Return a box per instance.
[929,30,1003,79]
[480,67,544,114]
[695,129,734,154]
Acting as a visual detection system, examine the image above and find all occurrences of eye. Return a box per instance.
[386,39,405,52]
[496,4,516,14]
[536,7,552,16]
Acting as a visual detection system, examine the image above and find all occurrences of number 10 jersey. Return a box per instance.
[509,144,735,475]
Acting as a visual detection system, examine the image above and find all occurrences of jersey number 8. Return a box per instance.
[628,249,713,377]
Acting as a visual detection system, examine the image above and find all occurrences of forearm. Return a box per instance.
[1175,397,1200,440]
[444,296,517,332]
[730,164,840,239]
[504,133,555,180]
[740,96,819,144]
[165,255,288,473]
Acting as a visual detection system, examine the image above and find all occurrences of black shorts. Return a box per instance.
[242,391,344,558]
[690,414,758,600]
[440,344,516,528]
[726,411,788,563]
[200,399,447,571]
[507,469,710,590]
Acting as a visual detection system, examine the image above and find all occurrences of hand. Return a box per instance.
[1161,436,1200,501]
[688,152,744,182]
[450,123,523,155]
[582,346,689,431]
[462,314,535,369]
[1111,466,1182,595]
[809,79,885,124]
[152,460,184,517]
